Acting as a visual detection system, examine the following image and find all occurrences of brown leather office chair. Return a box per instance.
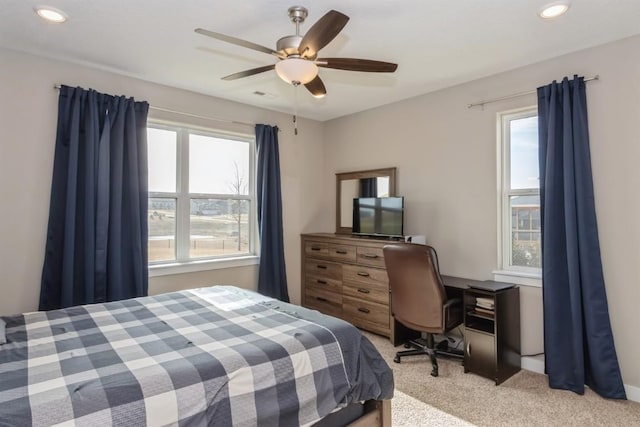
[383,243,463,377]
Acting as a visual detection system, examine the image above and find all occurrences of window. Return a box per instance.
[147,124,256,267]
[498,108,541,274]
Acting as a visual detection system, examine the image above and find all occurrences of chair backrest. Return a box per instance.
[383,243,448,333]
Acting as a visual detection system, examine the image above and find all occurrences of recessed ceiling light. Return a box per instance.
[34,6,68,23]
[539,2,570,19]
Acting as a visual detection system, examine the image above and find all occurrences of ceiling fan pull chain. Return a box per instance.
[293,83,299,135]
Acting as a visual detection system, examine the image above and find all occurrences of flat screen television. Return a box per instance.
[352,197,404,238]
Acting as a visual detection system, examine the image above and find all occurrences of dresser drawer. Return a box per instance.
[305,259,342,281]
[343,264,389,289]
[343,283,389,306]
[343,296,389,328]
[305,276,341,294]
[305,241,329,258]
[328,243,357,262]
[305,285,342,318]
[356,246,386,268]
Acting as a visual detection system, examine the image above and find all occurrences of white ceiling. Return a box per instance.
[2,1,640,121]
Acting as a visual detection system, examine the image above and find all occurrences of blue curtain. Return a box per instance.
[255,124,290,302]
[359,178,378,198]
[40,86,149,310]
[537,76,625,399]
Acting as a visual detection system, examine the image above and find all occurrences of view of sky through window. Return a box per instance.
[148,128,177,193]
[510,116,539,190]
[190,135,249,195]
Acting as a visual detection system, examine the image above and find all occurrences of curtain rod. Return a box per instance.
[467,75,599,109]
[53,84,258,128]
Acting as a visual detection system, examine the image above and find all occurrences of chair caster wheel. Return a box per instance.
[430,369,438,377]
[404,343,411,349]
[393,356,401,364]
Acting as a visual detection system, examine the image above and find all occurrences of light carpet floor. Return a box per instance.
[364,332,640,426]
[392,390,474,427]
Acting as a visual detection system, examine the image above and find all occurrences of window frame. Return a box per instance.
[497,106,542,280]
[147,120,259,276]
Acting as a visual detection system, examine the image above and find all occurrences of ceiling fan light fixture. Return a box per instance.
[275,58,318,85]
[538,1,570,19]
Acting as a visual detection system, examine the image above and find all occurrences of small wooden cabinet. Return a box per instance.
[301,233,398,341]
[463,286,521,385]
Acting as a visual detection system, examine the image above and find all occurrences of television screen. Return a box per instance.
[353,197,404,237]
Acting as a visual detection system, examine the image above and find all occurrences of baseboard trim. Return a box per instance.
[521,356,640,403]
[521,355,545,374]
[625,384,640,403]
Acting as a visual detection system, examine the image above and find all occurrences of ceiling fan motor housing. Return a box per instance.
[277,35,303,56]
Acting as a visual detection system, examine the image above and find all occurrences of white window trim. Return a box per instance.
[496,106,541,287]
[147,120,258,273]
[149,255,260,277]
[492,269,541,287]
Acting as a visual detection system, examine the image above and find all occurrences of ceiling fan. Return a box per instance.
[195,6,398,98]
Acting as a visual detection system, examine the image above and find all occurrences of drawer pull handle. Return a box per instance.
[358,307,370,314]
[362,253,379,259]
[317,297,328,302]
[317,265,327,269]
[335,250,348,255]
[357,271,370,277]
[357,288,370,294]
[317,280,327,285]
[311,246,322,251]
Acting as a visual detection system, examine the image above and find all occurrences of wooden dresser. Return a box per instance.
[301,233,402,343]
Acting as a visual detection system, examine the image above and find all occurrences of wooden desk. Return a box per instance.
[442,275,479,290]
[442,275,471,300]
[395,275,521,384]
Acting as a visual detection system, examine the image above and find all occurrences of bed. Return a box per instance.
[0,285,393,426]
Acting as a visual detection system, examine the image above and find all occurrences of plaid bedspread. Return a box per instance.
[0,286,392,426]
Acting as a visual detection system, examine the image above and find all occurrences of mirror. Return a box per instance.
[336,167,397,234]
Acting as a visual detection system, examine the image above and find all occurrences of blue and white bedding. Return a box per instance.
[0,286,393,426]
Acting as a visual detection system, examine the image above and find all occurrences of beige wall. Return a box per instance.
[323,35,640,390]
[0,47,328,316]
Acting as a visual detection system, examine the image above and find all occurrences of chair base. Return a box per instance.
[393,335,464,377]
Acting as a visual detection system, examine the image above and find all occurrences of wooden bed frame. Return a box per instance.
[348,399,391,427]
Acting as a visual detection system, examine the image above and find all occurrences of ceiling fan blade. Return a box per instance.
[304,75,327,98]
[317,58,398,73]
[222,64,275,81]
[195,28,281,57]
[298,10,349,59]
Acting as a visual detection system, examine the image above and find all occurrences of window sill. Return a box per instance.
[149,255,259,277]
[492,270,542,288]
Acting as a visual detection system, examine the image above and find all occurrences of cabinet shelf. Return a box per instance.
[465,313,494,334]
[466,310,494,321]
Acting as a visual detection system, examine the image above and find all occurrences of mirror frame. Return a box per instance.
[335,167,397,234]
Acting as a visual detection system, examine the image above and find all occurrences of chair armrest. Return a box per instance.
[442,298,462,329]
